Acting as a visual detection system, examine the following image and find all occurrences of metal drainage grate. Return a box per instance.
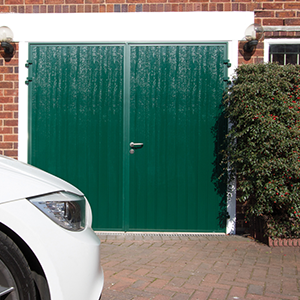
[95,231,226,237]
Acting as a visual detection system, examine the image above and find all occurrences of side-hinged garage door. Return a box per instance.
[28,43,228,232]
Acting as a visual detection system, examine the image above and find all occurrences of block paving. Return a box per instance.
[97,233,300,300]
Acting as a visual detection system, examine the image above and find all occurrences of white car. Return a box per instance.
[0,155,104,300]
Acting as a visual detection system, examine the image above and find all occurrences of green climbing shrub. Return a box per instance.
[224,63,300,239]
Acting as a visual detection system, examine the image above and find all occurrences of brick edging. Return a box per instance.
[268,237,300,247]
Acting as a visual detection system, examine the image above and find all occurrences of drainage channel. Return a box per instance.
[96,231,226,237]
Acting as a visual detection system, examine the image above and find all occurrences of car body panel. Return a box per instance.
[0,199,104,300]
[0,155,82,203]
[0,155,103,300]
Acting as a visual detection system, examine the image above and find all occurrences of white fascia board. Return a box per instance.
[1,12,253,42]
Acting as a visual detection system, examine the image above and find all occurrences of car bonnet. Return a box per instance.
[0,155,83,203]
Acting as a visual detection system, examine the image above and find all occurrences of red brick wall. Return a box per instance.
[0,44,18,159]
[0,1,258,13]
[0,0,299,16]
[256,5,300,27]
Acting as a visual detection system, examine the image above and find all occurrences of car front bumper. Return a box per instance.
[0,199,104,300]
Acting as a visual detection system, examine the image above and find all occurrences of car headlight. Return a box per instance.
[28,192,86,231]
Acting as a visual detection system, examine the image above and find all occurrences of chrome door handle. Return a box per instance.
[130,142,144,149]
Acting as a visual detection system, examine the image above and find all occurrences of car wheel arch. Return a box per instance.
[0,222,51,300]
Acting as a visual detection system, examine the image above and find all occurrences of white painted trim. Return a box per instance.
[18,42,29,163]
[264,26,300,32]
[226,39,238,235]
[0,12,254,235]
[1,12,253,43]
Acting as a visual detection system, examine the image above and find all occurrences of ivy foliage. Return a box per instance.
[224,63,300,238]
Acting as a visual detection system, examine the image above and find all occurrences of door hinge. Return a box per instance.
[25,77,32,85]
[223,59,231,68]
[223,77,231,84]
[25,60,32,68]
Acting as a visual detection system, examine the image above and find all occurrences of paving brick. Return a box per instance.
[171,292,190,299]
[190,290,212,299]
[210,288,229,299]
[264,283,281,295]
[144,286,174,297]
[98,234,300,300]
[203,273,220,283]
[131,280,150,290]
[246,295,280,300]
[251,267,268,279]
[123,287,154,298]
[264,292,299,300]
[227,286,247,298]
[152,295,170,300]
[109,277,136,292]
[248,284,264,295]
[148,279,169,289]
[132,268,151,276]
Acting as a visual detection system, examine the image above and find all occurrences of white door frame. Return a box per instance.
[1,11,254,234]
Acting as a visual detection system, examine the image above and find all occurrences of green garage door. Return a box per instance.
[28,43,228,232]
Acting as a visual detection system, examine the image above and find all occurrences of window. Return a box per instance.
[269,44,300,65]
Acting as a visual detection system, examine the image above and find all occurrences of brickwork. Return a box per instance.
[269,238,300,246]
[0,44,18,159]
[0,1,269,13]
[0,0,298,16]
[255,5,300,27]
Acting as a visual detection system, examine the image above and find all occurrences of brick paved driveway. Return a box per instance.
[97,233,300,300]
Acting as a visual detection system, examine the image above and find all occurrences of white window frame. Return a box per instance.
[264,38,300,63]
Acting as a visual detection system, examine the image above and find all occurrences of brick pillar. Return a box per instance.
[0,43,18,159]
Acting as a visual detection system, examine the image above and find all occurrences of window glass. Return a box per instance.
[269,44,300,65]
[286,54,297,65]
[285,44,299,53]
[272,54,284,65]
[270,45,285,53]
